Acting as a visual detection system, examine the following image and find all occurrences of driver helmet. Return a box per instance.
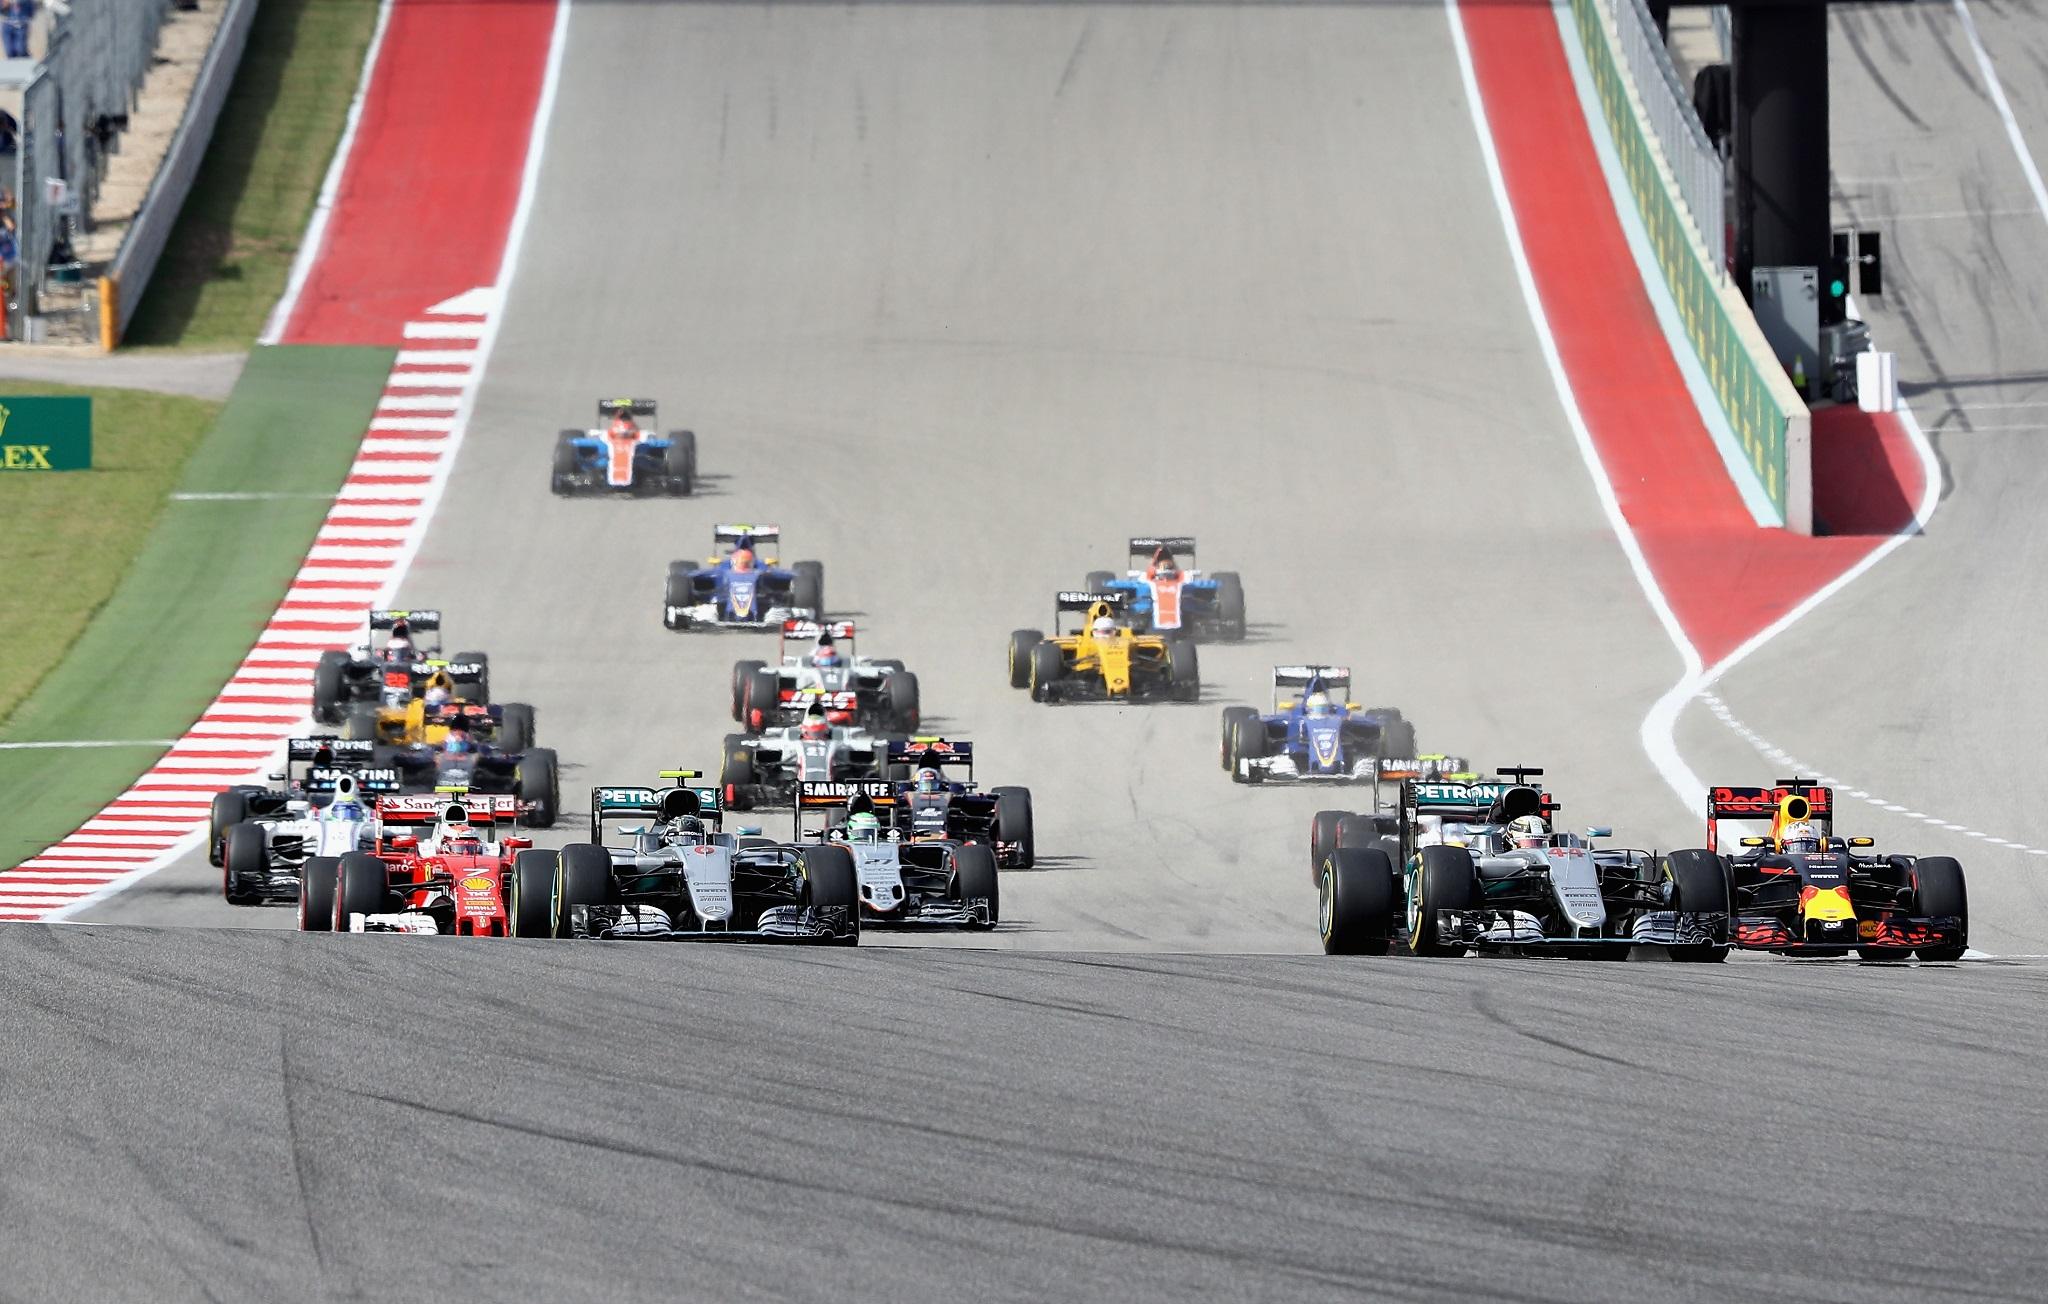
[667,815,706,841]
[813,643,841,670]
[384,636,411,662]
[424,683,451,710]
[443,725,473,756]
[801,714,830,741]
[1779,820,1823,854]
[608,414,638,438]
[1091,615,1118,640]
[915,766,942,795]
[1303,691,1334,720]
[847,811,881,844]
[1152,549,1179,580]
[326,798,364,822]
[731,548,757,573]
[1506,815,1549,850]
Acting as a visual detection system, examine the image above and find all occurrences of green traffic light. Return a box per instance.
[1830,279,1847,297]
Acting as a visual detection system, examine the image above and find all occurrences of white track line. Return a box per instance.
[1953,0,2048,238]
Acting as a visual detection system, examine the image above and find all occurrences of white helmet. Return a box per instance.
[424,684,451,709]
[1506,815,1548,850]
[1091,616,1117,640]
[1303,691,1334,720]
[1780,820,1822,854]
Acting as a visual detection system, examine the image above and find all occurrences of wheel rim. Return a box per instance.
[1406,861,1423,949]
[1318,864,1334,941]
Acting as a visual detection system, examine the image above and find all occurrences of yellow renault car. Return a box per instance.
[1006,590,1198,704]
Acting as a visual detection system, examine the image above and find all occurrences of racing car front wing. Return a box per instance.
[1732,911,1963,952]
[1433,908,1728,949]
[570,902,856,943]
[664,602,815,632]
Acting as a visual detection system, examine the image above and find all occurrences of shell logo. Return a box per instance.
[460,875,493,892]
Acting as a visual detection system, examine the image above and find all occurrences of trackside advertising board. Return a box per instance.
[0,397,92,470]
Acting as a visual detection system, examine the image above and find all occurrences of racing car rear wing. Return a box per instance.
[797,779,897,808]
[1705,780,1834,852]
[782,619,856,653]
[1272,664,1350,702]
[1373,755,1476,784]
[305,764,400,795]
[1129,535,1197,564]
[714,523,781,546]
[375,794,523,824]
[887,737,973,775]
[286,737,374,762]
[589,771,722,838]
[369,609,441,633]
[598,397,658,418]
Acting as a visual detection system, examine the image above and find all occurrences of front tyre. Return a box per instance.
[1007,629,1044,690]
[800,844,860,944]
[553,843,616,938]
[222,822,267,905]
[1662,848,1731,962]
[333,851,394,932]
[510,849,560,938]
[297,856,339,931]
[1409,844,1476,957]
[1912,856,1968,961]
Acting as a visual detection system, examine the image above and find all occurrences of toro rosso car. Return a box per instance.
[1087,536,1246,641]
[805,780,999,928]
[515,773,858,942]
[214,740,401,906]
[300,794,533,936]
[1219,666,1418,784]
[1692,779,1967,960]
[883,738,1035,868]
[1007,591,1197,703]
[664,524,824,631]
[551,398,697,496]
[1317,767,1731,959]
[731,620,920,734]
[719,703,891,811]
[311,609,494,724]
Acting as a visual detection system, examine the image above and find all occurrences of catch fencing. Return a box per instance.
[1608,0,1724,268]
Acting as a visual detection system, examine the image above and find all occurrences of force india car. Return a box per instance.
[311,609,494,724]
[1085,536,1246,642]
[1219,665,1419,784]
[550,397,697,496]
[1691,779,1967,960]
[1317,768,1731,959]
[214,740,401,905]
[881,738,1035,868]
[298,794,534,936]
[719,703,892,811]
[512,773,859,943]
[731,619,921,734]
[1007,591,1198,703]
[664,524,825,631]
[803,779,998,928]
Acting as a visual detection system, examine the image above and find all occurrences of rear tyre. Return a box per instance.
[742,667,782,732]
[222,822,266,905]
[1321,847,1395,956]
[498,702,536,753]
[1912,856,1968,961]
[451,651,491,704]
[801,844,860,943]
[1219,706,1259,773]
[791,560,825,616]
[551,431,581,493]
[1166,639,1200,702]
[1376,716,1418,759]
[1662,848,1731,962]
[1211,571,1247,640]
[516,748,559,828]
[721,735,755,811]
[1007,629,1044,689]
[993,785,1034,868]
[952,842,1000,928]
[208,791,249,867]
[343,705,379,744]
[664,561,695,630]
[730,659,766,721]
[1310,810,1347,885]
[510,849,559,938]
[664,430,696,495]
[883,670,921,732]
[1229,715,1267,784]
[1409,844,1476,957]
[1027,641,1063,703]
[297,856,338,932]
[312,651,350,724]
[1083,570,1116,595]
[333,851,393,931]
[554,843,616,938]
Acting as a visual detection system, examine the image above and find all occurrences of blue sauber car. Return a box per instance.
[664,524,825,631]
[1087,536,1246,642]
[1219,665,1415,784]
[551,397,696,496]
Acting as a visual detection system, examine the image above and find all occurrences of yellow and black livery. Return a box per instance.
[1006,590,1198,704]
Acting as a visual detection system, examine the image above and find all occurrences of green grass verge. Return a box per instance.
[123,0,381,348]
[0,345,395,867]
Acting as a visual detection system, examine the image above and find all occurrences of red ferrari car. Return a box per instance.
[297,794,535,935]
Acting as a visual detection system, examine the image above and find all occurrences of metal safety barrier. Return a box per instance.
[1608,0,1725,274]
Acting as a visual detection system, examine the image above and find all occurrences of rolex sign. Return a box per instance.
[0,397,92,471]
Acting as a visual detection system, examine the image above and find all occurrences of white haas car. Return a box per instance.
[218,741,400,906]
[513,774,859,943]
[719,701,892,810]
[730,619,921,734]
[800,780,998,929]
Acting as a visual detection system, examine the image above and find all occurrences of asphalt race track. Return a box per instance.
[25,2,2048,1299]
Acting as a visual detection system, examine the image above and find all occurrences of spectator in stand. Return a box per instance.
[1,0,32,60]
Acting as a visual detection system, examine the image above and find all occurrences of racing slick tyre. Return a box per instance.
[342,705,379,744]
[721,735,756,810]
[221,822,267,906]
[883,670,921,733]
[551,431,581,494]
[1372,715,1418,760]
[516,748,560,828]
[664,561,695,630]
[1310,810,1347,885]
[510,849,560,939]
[553,843,617,938]
[1911,856,1968,961]
[1084,570,1116,594]
[297,856,339,932]
[993,785,1035,868]
[799,844,860,944]
[664,430,696,495]
[742,667,782,733]
[791,560,825,617]
[498,702,537,754]
[1027,641,1064,703]
[730,660,766,721]
[312,651,350,724]
[451,651,491,704]
[1219,706,1258,772]
[208,791,249,866]
[1321,847,1395,956]
[1409,844,1477,957]
[1661,848,1732,962]
[1166,638,1200,702]
[1007,629,1044,689]
[1229,714,1267,783]
[1211,571,1247,641]
[951,842,1001,928]
[333,851,394,931]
